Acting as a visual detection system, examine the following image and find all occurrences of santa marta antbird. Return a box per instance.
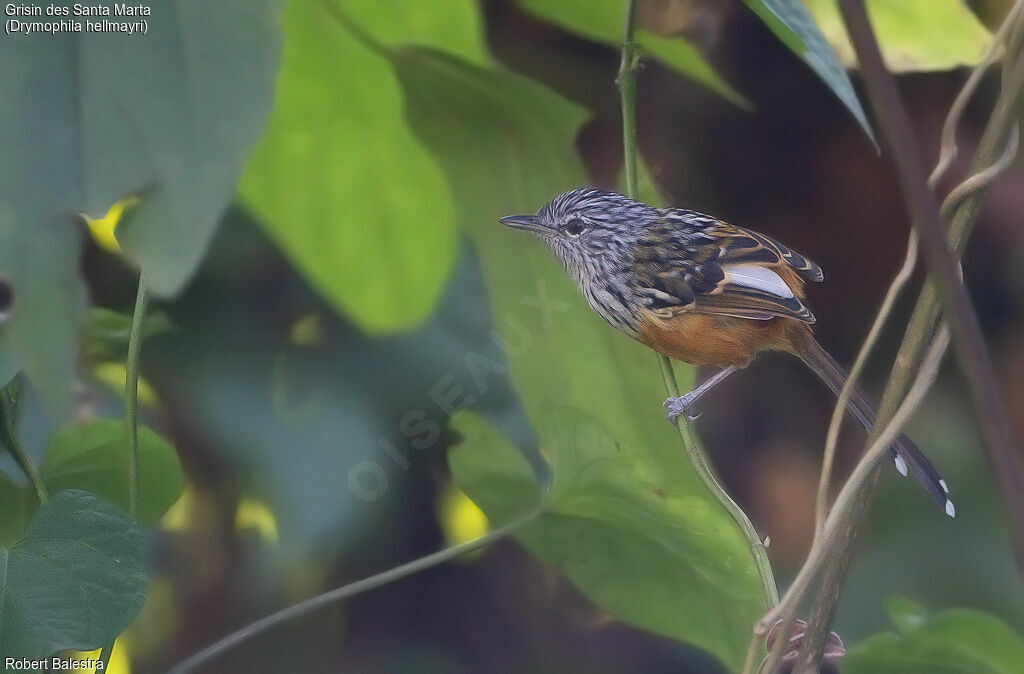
[501,187,954,517]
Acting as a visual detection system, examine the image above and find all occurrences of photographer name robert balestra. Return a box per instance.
[5,657,104,671]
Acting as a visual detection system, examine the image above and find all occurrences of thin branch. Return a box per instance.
[813,230,917,536]
[792,2,1024,669]
[839,0,1024,560]
[617,0,779,614]
[811,0,1020,539]
[757,324,951,674]
[0,374,46,505]
[168,505,544,673]
[125,272,149,517]
[796,121,1021,674]
[753,5,1024,670]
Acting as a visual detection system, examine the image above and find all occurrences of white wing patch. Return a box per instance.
[721,264,795,299]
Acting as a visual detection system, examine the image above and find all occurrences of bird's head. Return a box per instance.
[500,187,655,275]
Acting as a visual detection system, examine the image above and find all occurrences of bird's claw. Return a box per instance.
[664,395,701,424]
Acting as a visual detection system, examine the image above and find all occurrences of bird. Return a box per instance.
[500,187,953,517]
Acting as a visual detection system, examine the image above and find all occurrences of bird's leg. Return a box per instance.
[664,366,738,424]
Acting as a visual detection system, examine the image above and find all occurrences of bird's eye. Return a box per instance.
[563,218,587,236]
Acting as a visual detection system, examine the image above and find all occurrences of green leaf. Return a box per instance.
[802,0,992,72]
[2,0,281,296]
[743,0,875,144]
[82,308,175,364]
[0,489,147,660]
[845,605,1024,674]
[515,0,747,107]
[884,595,928,633]
[0,0,281,413]
[0,224,84,417]
[240,0,488,334]
[41,419,185,527]
[450,408,763,672]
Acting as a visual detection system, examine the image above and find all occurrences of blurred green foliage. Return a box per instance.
[0,0,281,415]
[803,0,993,71]
[515,0,748,106]
[240,0,488,334]
[845,597,1024,673]
[0,416,183,540]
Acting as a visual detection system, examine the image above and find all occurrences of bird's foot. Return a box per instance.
[664,394,701,424]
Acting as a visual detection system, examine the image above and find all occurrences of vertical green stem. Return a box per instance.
[126,272,149,517]
[616,0,777,613]
[618,0,639,198]
[97,642,114,670]
[0,374,47,505]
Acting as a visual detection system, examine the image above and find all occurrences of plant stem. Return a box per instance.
[97,642,114,670]
[840,0,1023,558]
[618,0,640,198]
[168,505,543,673]
[126,272,149,517]
[812,231,917,536]
[0,374,46,505]
[617,0,778,616]
[792,3,1024,670]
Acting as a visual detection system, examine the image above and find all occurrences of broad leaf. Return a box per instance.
[450,409,764,672]
[743,0,875,144]
[0,0,281,413]
[41,419,185,527]
[515,0,747,107]
[0,222,84,416]
[845,603,1024,674]
[240,0,487,333]
[390,46,766,668]
[802,0,992,71]
[0,420,183,540]
[0,489,146,660]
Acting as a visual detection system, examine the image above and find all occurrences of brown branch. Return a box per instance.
[836,0,1024,562]
[788,2,1024,671]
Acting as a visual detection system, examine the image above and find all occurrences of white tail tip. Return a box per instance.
[894,454,909,477]
[946,500,956,518]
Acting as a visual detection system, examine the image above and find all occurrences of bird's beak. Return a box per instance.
[500,214,550,235]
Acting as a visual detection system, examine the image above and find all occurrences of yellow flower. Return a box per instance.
[80,196,140,254]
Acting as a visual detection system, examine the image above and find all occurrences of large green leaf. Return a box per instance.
[41,419,185,527]
[391,46,763,670]
[845,600,1024,674]
[0,420,183,541]
[515,0,747,107]
[743,0,875,144]
[0,489,146,660]
[240,0,487,334]
[0,0,281,414]
[450,409,763,672]
[802,0,992,72]
[0,222,84,416]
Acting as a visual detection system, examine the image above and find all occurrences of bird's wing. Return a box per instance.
[632,214,821,323]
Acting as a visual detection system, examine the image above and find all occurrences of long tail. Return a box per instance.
[799,337,954,517]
